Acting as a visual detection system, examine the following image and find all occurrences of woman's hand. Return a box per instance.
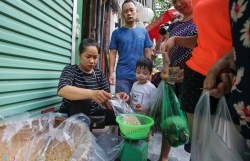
[90,90,111,104]
[115,92,129,101]
[204,69,235,98]
[203,50,235,98]
[168,69,184,83]
[161,66,169,81]
[161,68,184,83]
[162,37,176,54]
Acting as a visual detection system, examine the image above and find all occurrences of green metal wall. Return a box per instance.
[0,0,73,117]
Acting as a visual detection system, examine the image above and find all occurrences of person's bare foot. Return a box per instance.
[158,157,168,161]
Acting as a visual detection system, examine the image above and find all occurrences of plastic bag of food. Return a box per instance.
[0,111,31,123]
[121,115,141,125]
[160,82,189,147]
[69,139,108,161]
[0,112,104,161]
[108,98,135,116]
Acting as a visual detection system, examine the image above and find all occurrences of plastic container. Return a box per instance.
[116,114,154,139]
[96,134,124,161]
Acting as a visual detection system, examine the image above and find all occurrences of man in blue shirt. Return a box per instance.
[109,0,152,95]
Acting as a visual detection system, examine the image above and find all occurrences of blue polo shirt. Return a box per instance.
[109,27,152,80]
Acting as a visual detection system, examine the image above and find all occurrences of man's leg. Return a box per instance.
[115,78,135,95]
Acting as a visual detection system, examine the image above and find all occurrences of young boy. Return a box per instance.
[130,57,156,115]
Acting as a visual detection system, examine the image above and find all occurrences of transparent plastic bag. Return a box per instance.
[96,134,124,161]
[0,111,31,123]
[149,81,164,126]
[191,91,249,161]
[0,112,105,161]
[160,82,189,147]
[108,98,134,116]
[69,139,109,161]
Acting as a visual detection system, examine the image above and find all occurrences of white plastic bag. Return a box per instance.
[149,81,164,126]
[191,91,249,161]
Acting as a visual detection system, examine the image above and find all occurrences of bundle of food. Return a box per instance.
[108,99,134,116]
[121,115,141,125]
[161,116,189,147]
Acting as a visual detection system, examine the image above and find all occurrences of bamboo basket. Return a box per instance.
[0,117,93,161]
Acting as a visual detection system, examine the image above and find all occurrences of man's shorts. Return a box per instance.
[115,78,136,96]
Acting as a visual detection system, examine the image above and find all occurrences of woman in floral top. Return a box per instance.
[204,0,250,156]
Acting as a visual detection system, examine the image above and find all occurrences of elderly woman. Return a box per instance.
[58,38,129,127]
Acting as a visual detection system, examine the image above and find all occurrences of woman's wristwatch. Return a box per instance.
[111,94,116,100]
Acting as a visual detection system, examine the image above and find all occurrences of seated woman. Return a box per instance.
[57,38,129,127]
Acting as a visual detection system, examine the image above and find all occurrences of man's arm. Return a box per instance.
[144,48,152,60]
[109,49,117,84]
[155,35,164,51]
[144,29,153,60]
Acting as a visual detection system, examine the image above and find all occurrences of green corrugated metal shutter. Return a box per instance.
[0,0,74,117]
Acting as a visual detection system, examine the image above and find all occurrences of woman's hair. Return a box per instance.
[78,38,100,54]
[136,57,153,73]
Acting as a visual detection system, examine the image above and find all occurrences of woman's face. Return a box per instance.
[172,0,192,15]
[78,46,99,73]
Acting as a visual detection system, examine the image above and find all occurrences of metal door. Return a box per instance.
[0,0,75,118]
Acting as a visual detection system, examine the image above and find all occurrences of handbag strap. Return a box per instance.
[93,70,100,89]
[93,70,110,110]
